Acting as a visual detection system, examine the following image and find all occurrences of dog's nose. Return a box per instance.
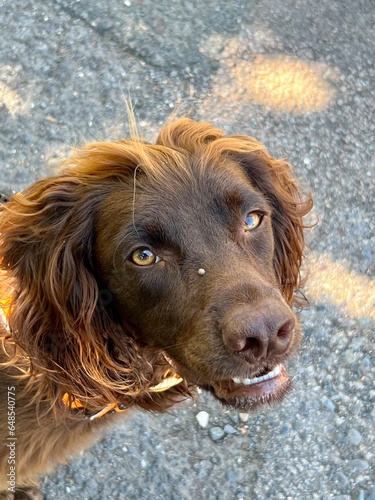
[221,302,296,361]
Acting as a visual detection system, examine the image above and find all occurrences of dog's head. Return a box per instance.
[0,119,312,413]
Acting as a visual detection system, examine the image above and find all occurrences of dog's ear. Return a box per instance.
[224,142,312,306]
[0,160,158,410]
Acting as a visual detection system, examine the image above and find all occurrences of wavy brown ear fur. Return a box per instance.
[0,150,191,413]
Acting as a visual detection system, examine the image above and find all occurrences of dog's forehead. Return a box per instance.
[142,157,258,207]
[129,159,268,241]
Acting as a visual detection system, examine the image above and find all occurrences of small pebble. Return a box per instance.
[279,424,290,435]
[196,411,209,428]
[84,479,98,494]
[224,424,238,435]
[361,356,371,370]
[349,459,369,472]
[209,426,225,441]
[344,349,358,364]
[321,395,336,412]
[226,470,236,482]
[347,428,363,445]
[239,413,249,423]
[334,471,349,488]
[229,412,239,424]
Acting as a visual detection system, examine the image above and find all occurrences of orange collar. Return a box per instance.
[61,394,129,420]
[62,370,183,420]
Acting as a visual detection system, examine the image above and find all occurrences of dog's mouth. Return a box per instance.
[160,353,292,411]
[201,364,292,411]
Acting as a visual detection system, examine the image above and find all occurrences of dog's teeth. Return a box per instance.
[233,377,252,385]
[232,364,282,386]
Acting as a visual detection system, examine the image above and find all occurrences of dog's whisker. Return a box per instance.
[131,165,141,237]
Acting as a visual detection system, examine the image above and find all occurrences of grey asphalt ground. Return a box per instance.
[0,0,374,499]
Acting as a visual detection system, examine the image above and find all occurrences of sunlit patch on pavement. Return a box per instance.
[229,56,338,114]
[200,32,339,115]
[0,81,27,117]
[307,252,375,320]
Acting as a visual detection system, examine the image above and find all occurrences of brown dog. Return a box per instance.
[0,118,312,499]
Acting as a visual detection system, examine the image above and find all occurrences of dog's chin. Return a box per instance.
[201,364,293,412]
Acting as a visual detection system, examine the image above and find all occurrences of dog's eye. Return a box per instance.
[244,212,263,231]
[130,248,160,266]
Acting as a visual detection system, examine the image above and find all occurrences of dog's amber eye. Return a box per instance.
[130,248,160,266]
[244,212,262,231]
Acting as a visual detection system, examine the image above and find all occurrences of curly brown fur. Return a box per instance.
[0,118,312,495]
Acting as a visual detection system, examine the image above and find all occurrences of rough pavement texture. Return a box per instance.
[0,0,374,499]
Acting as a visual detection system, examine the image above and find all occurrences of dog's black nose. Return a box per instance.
[221,301,296,361]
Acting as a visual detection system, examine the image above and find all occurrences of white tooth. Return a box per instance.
[242,378,252,385]
[272,364,281,376]
[232,377,243,384]
[232,365,282,387]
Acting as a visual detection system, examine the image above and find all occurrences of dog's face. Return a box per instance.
[0,119,311,413]
[94,156,301,411]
